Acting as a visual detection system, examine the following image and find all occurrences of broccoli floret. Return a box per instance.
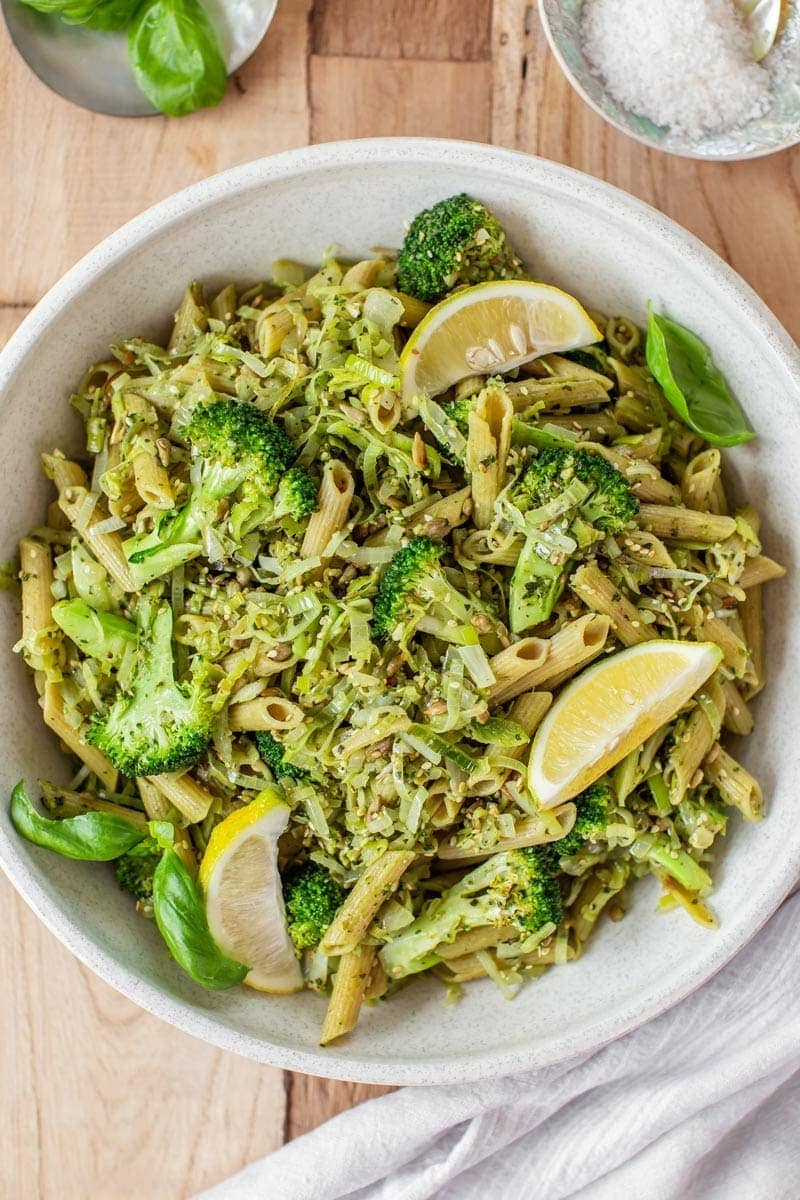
[379,847,561,979]
[253,731,309,782]
[442,394,476,438]
[282,862,345,950]
[87,603,214,777]
[372,535,490,646]
[397,194,524,303]
[273,465,318,522]
[124,398,297,585]
[115,837,161,903]
[519,447,639,534]
[508,447,638,632]
[51,598,136,670]
[550,781,614,859]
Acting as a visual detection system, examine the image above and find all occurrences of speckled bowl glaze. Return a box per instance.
[539,0,800,161]
[0,139,797,1085]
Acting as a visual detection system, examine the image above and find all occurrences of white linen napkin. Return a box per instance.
[196,891,800,1200]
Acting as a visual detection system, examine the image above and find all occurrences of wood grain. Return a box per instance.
[0,874,285,1199]
[1,0,799,1194]
[312,0,493,60]
[309,55,492,143]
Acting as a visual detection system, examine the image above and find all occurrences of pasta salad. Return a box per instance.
[9,195,783,1044]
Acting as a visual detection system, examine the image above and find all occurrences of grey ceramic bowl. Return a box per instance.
[0,139,797,1085]
[539,0,800,161]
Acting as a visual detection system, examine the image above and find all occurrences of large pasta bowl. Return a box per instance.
[0,139,796,1085]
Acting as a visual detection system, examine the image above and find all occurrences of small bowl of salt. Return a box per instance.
[538,0,800,160]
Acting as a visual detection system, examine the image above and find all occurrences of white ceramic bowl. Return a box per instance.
[0,139,797,1085]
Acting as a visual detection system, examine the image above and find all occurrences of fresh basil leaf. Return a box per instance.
[127,0,227,118]
[19,0,142,29]
[645,309,754,447]
[82,0,143,28]
[10,780,147,861]
[152,850,247,989]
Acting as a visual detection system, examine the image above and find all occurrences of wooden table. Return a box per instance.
[1,2,798,1195]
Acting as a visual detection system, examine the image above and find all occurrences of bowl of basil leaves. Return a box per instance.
[1,0,277,117]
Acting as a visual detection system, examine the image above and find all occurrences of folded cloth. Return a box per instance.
[196,892,800,1200]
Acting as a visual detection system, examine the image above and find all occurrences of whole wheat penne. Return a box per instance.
[42,682,118,792]
[637,504,737,543]
[681,448,723,512]
[704,748,763,821]
[738,555,786,589]
[228,695,304,731]
[466,386,513,528]
[570,562,654,646]
[321,850,416,955]
[437,802,576,863]
[137,779,197,876]
[739,585,765,697]
[320,944,376,1046]
[19,537,54,644]
[145,772,215,824]
[301,460,354,560]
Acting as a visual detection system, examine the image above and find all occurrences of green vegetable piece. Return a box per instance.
[152,849,248,989]
[10,780,146,861]
[645,309,754,448]
[397,194,524,303]
[127,0,227,118]
[253,731,310,782]
[282,862,345,950]
[379,847,561,979]
[86,601,214,777]
[116,838,162,902]
[52,598,136,669]
[19,0,142,30]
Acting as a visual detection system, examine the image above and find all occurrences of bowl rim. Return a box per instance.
[537,0,800,163]
[1,136,799,1086]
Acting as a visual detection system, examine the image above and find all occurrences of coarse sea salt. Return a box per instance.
[581,0,773,138]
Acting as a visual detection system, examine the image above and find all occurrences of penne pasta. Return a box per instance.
[570,561,655,646]
[168,281,208,355]
[42,682,118,792]
[738,585,765,697]
[320,944,377,1045]
[19,537,54,645]
[437,802,576,863]
[704,747,763,821]
[145,772,215,824]
[738,555,786,589]
[228,695,305,731]
[301,460,354,560]
[466,386,513,528]
[637,503,737,543]
[681,448,724,513]
[321,850,416,956]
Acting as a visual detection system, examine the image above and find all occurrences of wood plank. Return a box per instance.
[490,0,800,341]
[287,1072,395,1140]
[312,0,493,61]
[310,56,492,142]
[0,874,285,1199]
[0,0,313,306]
[0,307,31,345]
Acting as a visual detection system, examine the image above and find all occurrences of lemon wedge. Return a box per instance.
[528,640,723,809]
[400,280,601,405]
[199,788,302,993]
